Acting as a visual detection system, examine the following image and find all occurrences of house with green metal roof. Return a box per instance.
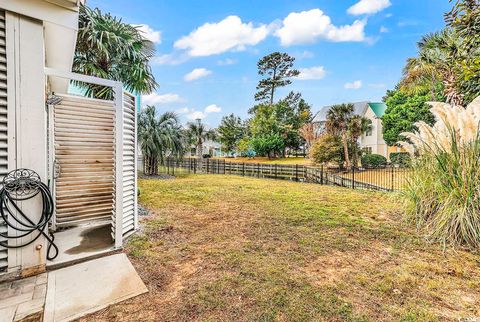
[359,102,393,158]
[313,101,401,159]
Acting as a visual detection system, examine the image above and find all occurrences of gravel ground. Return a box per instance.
[137,204,149,217]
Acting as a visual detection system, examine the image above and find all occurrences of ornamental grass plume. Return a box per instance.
[399,96,480,249]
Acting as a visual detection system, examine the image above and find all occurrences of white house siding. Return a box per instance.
[0,0,81,276]
[5,12,47,272]
[360,107,388,158]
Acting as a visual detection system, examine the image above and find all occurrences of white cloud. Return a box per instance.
[275,9,367,46]
[175,107,190,114]
[142,93,183,105]
[178,104,222,120]
[344,80,363,89]
[133,24,162,43]
[184,68,212,82]
[297,66,326,80]
[347,0,391,16]
[380,26,389,33]
[187,111,206,120]
[296,50,315,59]
[174,16,269,56]
[205,104,222,113]
[217,58,237,66]
[151,53,189,65]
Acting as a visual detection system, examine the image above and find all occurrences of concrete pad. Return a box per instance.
[48,224,114,267]
[0,307,16,322]
[44,253,147,322]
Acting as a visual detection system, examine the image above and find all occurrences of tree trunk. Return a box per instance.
[197,143,203,172]
[342,133,351,168]
[269,68,277,105]
[145,155,153,176]
[443,73,464,107]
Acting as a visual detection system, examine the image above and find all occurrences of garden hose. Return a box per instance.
[0,169,58,260]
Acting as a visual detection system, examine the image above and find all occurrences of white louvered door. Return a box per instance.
[53,94,115,227]
[0,10,7,272]
[121,92,137,237]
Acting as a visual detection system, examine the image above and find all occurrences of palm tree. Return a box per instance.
[74,5,157,99]
[348,115,372,167]
[138,106,185,175]
[400,28,465,106]
[186,119,216,164]
[326,104,354,168]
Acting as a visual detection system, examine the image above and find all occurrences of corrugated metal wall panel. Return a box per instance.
[0,10,7,272]
[54,94,115,226]
[122,93,136,237]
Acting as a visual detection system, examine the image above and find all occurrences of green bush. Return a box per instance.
[361,154,387,168]
[310,134,343,165]
[390,152,411,167]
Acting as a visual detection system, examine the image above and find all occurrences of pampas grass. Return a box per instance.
[400,96,480,249]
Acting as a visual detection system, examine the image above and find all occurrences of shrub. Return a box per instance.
[390,152,411,167]
[250,134,285,157]
[202,154,211,159]
[400,97,480,249]
[361,154,387,168]
[310,134,343,165]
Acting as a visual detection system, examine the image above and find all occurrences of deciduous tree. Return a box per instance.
[217,114,245,155]
[382,88,439,146]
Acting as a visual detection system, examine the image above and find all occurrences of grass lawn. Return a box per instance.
[83,175,480,321]
[339,168,411,191]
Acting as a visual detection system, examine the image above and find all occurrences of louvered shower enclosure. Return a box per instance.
[45,68,138,248]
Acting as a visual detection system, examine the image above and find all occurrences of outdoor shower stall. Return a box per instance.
[0,0,138,283]
[45,69,139,264]
[0,65,138,278]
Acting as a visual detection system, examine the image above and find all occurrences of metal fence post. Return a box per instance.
[391,166,394,191]
[206,158,209,173]
[295,164,298,181]
[172,159,175,176]
[352,166,355,189]
[243,162,245,176]
[320,165,324,185]
[258,163,260,178]
[275,164,278,179]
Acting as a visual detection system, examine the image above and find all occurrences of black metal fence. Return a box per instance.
[158,159,410,192]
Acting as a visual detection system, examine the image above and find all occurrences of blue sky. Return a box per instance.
[88,0,452,126]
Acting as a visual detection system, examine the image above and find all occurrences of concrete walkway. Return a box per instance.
[0,273,47,322]
[0,253,147,322]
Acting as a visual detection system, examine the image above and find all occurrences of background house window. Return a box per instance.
[363,147,373,154]
[365,128,372,136]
